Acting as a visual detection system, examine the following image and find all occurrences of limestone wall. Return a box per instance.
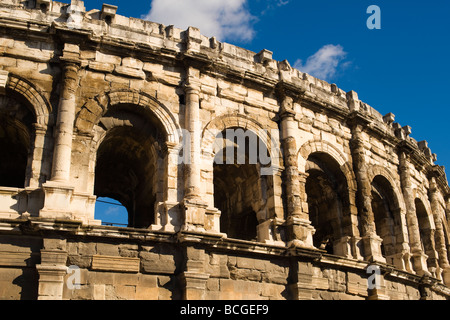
[0,0,449,300]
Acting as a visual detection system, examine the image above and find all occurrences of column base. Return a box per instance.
[361,234,386,263]
[333,236,354,259]
[39,181,74,220]
[151,201,182,232]
[182,198,208,233]
[411,251,431,276]
[285,216,315,249]
[442,267,450,287]
[257,218,285,246]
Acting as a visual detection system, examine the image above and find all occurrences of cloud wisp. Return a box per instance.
[294,44,348,81]
[142,0,255,42]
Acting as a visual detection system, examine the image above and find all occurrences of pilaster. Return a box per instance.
[179,245,210,300]
[350,121,385,263]
[36,238,68,300]
[278,92,315,248]
[429,177,450,285]
[398,151,430,276]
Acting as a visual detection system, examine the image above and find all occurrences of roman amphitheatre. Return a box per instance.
[0,0,449,300]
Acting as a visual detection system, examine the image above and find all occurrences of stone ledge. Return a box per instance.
[0,251,38,267]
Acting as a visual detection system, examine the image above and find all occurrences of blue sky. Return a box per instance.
[87,0,450,224]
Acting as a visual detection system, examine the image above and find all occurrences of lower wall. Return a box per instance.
[0,220,448,300]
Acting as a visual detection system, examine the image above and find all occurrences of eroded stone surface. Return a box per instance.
[0,0,449,300]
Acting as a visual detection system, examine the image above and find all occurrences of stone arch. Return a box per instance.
[368,165,406,213]
[298,139,356,191]
[201,113,280,162]
[414,193,438,273]
[75,89,180,145]
[201,113,281,243]
[0,73,52,188]
[369,168,408,265]
[83,90,181,229]
[299,140,357,256]
[5,74,52,126]
[415,189,435,230]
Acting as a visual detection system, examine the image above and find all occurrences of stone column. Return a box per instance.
[50,60,80,183]
[398,151,430,275]
[429,177,450,286]
[39,43,80,219]
[182,67,207,232]
[40,44,80,220]
[350,123,385,263]
[279,95,314,248]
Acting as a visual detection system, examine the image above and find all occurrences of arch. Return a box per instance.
[304,150,355,254]
[83,91,181,229]
[371,172,408,265]
[415,197,435,252]
[368,165,407,213]
[415,189,435,230]
[6,74,52,126]
[75,89,180,145]
[298,139,359,257]
[201,113,280,162]
[298,139,356,191]
[202,114,279,241]
[92,102,165,228]
[0,74,52,188]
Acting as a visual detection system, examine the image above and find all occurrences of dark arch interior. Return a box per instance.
[0,95,34,188]
[213,129,270,241]
[94,105,165,228]
[371,176,398,257]
[415,198,434,263]
[305,152,348,254]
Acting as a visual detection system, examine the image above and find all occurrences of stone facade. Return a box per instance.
[0,0,449,300]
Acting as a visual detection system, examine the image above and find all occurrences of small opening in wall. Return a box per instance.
[40,3,48,12]
[104,15,112,25]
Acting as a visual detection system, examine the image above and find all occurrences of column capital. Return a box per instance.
[60,42,81,64]
[279,105,296,121]
[183,80,201,95]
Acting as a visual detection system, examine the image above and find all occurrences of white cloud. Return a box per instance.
[294,44,347,81]
[142,0,255,42]
[104,206,120,216]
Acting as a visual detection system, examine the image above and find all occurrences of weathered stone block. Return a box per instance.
[140,252,176,274]
[92,255,140,273]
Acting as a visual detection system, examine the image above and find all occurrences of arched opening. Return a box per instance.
[305,152,348,254]
[0,96,34,188]
[213,128,271,241]
[94,104,164,228]
[371,176,399,259]
[415,198,435,269]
